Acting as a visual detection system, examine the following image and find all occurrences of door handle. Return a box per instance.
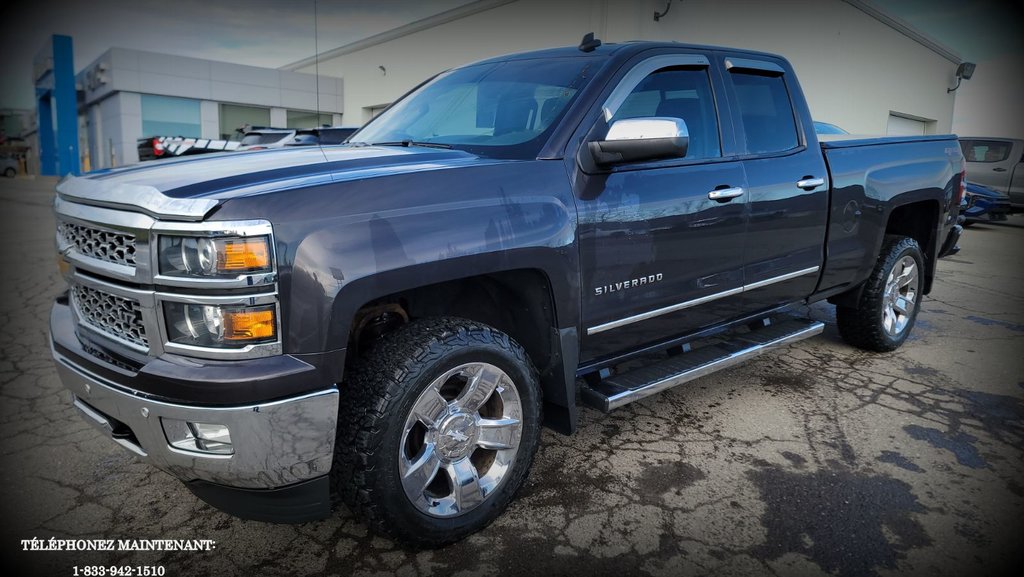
[796,177,825,190]
[708,187,745,201]
[993,168,1007,172]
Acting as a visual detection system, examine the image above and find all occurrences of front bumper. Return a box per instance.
[50,298,340,522]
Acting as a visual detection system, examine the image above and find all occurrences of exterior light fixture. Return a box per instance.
[948,62,976,93]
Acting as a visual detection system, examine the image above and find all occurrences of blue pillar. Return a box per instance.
[35,34,79,176]
[53,35,79,176]
[37,93,56,175]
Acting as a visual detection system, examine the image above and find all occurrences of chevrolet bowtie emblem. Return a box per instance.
[447,430,470,443]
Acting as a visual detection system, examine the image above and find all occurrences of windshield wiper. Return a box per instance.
[366,140,453,150]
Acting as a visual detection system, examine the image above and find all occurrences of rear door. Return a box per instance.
[574,53,749,361]
[960,138,1017,194]
[1010,142,1024,206]
[718,54,829,311]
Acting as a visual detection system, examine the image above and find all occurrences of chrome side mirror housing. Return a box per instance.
[589,117,689,166]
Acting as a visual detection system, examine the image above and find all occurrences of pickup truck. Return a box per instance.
[959,137,1023,210]
[50,39,964,547]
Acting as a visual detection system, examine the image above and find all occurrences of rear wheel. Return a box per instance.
[334,317,542,547]
[836,235,924,352]
[3,167,14,178]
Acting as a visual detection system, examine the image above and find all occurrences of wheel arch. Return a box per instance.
[330,258,580,434]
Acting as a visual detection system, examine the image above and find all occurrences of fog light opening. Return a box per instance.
[162,417,234,455]
[189,422,233,454]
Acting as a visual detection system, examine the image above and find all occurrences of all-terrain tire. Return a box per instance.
[836,235,925,352]
[333,317,542,547]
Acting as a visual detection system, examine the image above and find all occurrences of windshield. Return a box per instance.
[240,133,290,146]
[352,57,598,159]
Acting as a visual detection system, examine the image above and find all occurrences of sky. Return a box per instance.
[1,0,1021,134]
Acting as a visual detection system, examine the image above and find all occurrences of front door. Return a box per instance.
[575,54,749,362]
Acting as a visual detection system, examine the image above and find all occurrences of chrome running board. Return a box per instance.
[581,317,824,412]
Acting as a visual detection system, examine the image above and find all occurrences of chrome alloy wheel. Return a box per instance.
[398,362,523,518]
[882,255,918,336]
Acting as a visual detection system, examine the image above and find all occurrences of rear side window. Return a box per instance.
[729,71,798,154]
[609,67,721,160]
[960,140,1011,163]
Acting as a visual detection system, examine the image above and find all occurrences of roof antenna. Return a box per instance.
[579,32,601,53]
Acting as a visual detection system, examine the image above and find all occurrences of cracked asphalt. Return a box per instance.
[2,176,1022,576]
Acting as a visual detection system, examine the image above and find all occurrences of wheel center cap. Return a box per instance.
[436,413,478,459]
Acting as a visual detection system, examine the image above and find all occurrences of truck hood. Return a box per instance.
[57,146,500,221]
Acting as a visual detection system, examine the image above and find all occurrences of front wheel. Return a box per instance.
[837,235,924,352]
[334,317,542,547]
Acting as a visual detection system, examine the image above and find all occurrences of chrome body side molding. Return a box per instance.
[587,266,820,335]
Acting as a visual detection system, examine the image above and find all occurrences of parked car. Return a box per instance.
[959,137,1023,210]
[51,39,963,547]
[962,180,1011,225]
[317,126,359,144]
[235,128,297,151]
[284,126,361,147]
[138,136,241,161]
[1,155,18,177]
[813,121,849,135]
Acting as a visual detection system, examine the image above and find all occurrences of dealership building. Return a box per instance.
[287,0,962,136]
[74,48,343,170]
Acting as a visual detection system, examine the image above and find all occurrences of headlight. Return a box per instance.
[164,302,277,348]
[159,235,271,277]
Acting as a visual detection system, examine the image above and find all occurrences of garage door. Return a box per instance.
[887,114,927,136]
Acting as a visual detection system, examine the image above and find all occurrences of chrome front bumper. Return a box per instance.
[52,348,339,490]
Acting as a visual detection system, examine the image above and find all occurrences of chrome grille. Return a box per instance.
[71,283,149,349]
[59,221,137,268]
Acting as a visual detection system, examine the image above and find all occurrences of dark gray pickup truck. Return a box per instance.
[50,39,964,546]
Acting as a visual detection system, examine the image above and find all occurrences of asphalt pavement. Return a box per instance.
[1,176,1021,577]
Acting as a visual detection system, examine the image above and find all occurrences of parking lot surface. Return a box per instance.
[2,176,1022,576]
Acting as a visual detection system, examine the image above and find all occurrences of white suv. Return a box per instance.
[235,128,297,151]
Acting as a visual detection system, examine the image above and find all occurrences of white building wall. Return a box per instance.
[200,100,219,139]
[300,0,957,134]
[270,107,287,127]
[83,92,141,169]
[638,0,955,135]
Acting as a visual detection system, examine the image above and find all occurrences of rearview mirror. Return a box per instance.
[589,117,689,166]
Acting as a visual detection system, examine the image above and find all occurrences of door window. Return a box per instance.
[960,139,1012,163]
[728,71,798,154]
[609,67,721,160]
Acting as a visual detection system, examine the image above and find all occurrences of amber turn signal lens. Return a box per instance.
[223,308,276,341]
[219,238,270,272]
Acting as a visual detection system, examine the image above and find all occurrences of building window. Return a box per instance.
[141,95,200,137]
[287,110,333,129]
[219,104,271,140]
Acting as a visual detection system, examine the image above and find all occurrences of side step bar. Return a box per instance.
[581,317,824,412]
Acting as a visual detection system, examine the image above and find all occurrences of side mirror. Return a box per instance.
[589,117,689,166]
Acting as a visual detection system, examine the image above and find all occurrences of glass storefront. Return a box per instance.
[141,95,201,137]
